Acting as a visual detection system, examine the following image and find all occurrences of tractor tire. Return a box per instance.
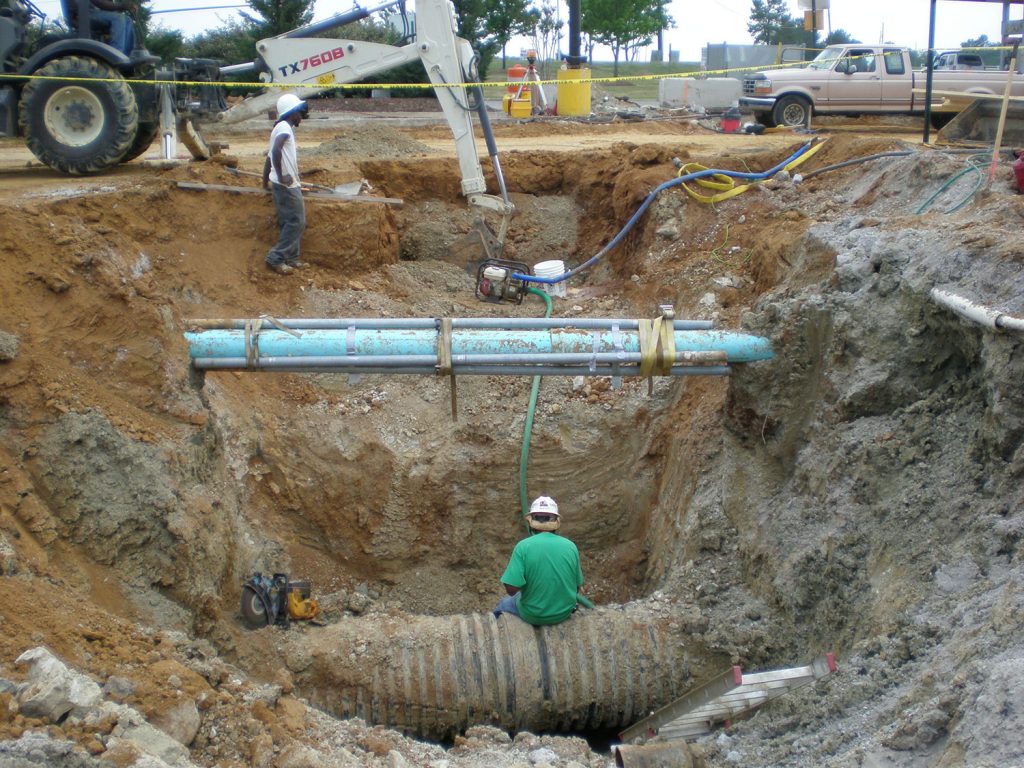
[18,56,139,175]
[771,94,812,128]
[121,120,158,163]
[240,584,271,628]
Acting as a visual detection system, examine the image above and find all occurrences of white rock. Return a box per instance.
[15,647,102,721]
[528,747,558,765]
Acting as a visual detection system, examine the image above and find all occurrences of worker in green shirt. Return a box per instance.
[494,496,584,625]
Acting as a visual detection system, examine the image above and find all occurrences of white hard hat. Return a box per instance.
[277,93,306,120]
[529,496,559,517]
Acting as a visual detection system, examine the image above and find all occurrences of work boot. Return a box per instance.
[289,260,310,269]
[267,262,294,275]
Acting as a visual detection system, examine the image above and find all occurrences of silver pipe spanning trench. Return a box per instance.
[277,606,721,740]
[193,361,732,376]
[186,318,717,331]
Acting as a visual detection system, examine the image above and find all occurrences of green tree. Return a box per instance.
[961,34,993,48]
[451,0,499,79]
[486,0,535,69]
[186,21,261,70]
[581,0,672,76]
[824,28,858,46]
[240,0,314,38]
[747,0,790,45]
[528,2,562,78]
[144,25,185,61]
[959,34,1003,68]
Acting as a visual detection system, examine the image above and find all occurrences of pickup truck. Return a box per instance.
[739,44,1024,127]
[934,51,987,70]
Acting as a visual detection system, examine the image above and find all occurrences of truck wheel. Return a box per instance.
[121,121,159,163]
[772,95,811,128]
[18,56,139,175]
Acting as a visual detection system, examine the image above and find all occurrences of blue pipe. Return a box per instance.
[514,141,815,285]
[185,328,773,363]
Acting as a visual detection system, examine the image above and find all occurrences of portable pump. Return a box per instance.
[475,258,532,304]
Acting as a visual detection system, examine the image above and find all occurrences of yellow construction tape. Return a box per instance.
[678,140,827,204]
[0,50,869,91]
[5,46,983,92]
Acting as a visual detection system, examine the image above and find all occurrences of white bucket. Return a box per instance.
[534,260,567,298]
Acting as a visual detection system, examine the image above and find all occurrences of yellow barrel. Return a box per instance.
[556,67,592,117]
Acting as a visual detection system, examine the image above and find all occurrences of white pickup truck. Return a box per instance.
[739,44,1024,127]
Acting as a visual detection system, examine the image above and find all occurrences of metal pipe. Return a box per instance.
[278,606,724,740]
[191,358,731,376]
[282,0,399,38]
[930,288,1024,332]
[184,318,716,331]
[185,328,773,363]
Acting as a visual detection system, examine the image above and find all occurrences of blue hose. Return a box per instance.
[514,141,815,286]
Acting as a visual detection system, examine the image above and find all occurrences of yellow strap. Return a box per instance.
[638,316,677,378]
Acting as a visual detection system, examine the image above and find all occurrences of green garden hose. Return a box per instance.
[517,286,594,611]
[519,286,552,530]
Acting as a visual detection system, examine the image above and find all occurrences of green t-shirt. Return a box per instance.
[500,532,583,625]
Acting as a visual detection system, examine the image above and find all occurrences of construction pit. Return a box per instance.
[0,108,1023,768]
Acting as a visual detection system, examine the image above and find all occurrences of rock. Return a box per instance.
[15,647,102,721]
[108,703,193,767]
[250,732,274,768]
[103,676,136,700]
[0,330,17,361]
[528,747,558,764]
[276,695,306,733]
[274,668,295,695]
[275,743,328,768]
[151,700,201,746]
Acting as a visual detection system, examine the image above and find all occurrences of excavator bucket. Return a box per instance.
[938,98,1024,146]
[450,218,505,273]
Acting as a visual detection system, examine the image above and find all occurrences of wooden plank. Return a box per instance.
[175,181,403,205]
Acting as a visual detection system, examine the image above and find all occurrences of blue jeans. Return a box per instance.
[267,184,306,266]
[90,10,135,56]
[494,593,521,618]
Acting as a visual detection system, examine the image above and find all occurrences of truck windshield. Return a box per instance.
[808,46,845,70]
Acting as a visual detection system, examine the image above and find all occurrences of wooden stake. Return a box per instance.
[988,41,1020,185]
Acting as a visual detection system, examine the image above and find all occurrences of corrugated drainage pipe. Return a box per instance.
[930,288,1024,332]
[277,605,722,740]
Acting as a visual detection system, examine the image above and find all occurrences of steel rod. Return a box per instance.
[191,357,731,376]
[184,318,716,331]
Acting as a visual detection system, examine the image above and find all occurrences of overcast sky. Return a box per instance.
[30,0,1018,61]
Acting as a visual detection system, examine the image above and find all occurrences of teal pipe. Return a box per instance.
[185,327,773,363]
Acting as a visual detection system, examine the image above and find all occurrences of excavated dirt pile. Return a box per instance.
[0,114,1022,768]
